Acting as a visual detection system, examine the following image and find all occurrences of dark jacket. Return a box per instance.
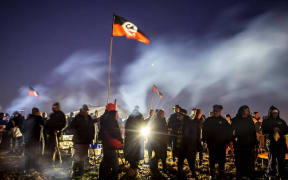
[7,115,24,132]
[124,109,145,162]
[0,118,8,125]
[99,111,122,148]
[45,110,66,134]
[202,116,233,146]
[232,115,258,149]
[262,106,288,153]
[168,112,179,134]
[150,113,168,157]
[23,114,44,145]
[70,112,95,144]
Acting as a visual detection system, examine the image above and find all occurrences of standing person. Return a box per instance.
[45,102,66,165]
[177,108,200,178]
[232,105,258,179]
[0,112,8,146]
[7,111,24,155]
[262,106,288,179]
[23,107,44,173]
[99,103,122,180]
[150,109,168,174]
[193,109,205,167]
[145,109,154,160]
[168,105,181,162]
[124,106,145,178]
[202,105,233,178]
[253,112,263,141]
[70,105,95,178]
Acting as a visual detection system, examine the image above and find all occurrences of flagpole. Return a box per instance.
[107,36,113,104]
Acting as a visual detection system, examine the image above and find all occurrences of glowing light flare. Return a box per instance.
[140,127,151,137]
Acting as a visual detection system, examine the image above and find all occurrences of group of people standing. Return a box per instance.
[0,102,287,179]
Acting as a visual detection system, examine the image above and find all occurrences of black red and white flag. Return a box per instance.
[28,86,40,98]
[152,84,163,99]
[112,14,150,44]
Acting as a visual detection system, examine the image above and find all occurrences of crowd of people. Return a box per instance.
[0,102,287,179]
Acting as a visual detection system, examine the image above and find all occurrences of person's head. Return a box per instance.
[13,111,20,118]
[237,105,250,118]
[157,109,165,119]
[268,106,280,119]
[106,103,116,112]
[70,112,74,117]
[52,102,61,112]
[254,112,260,119]
[271,109,279,119]
[149,109,154,117]
[42,112,47,118]
[81,104,89,115]
[208,112,214,117]
[173,105,181,113]
[32,107,40,116]
[213,105,223,117]
[225,114,231,121]
[195,109,202,119]
[0,112,4,119]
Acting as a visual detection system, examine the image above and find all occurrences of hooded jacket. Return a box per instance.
[262,106,288,153]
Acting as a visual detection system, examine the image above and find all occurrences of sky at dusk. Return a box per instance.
[0,0,288,119]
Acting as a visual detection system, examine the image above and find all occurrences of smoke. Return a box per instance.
[119,12,288,118]
[6,51,108,114]
[6,12,288,119]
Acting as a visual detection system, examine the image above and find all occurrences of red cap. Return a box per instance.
[106,103,116,111]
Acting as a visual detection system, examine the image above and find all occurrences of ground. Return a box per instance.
[0,148,272,180]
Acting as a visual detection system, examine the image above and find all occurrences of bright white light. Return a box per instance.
[151,63,154,67]
[140,127,150,137]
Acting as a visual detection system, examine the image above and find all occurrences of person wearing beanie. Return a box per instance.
[99,106,122,180]
[202,105,233,178]
[262,106,288,179]
[70,104,95,178]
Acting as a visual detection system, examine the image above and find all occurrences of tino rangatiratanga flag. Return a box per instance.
[112,14,150,44]
[28,86,40,98]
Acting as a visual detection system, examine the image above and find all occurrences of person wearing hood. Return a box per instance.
[150,109,168,174]
[99,103,122,180]
[70,104,95,178]
[231,105,258,179]
[262,106,288,178]
[23,107,44,173]
[124,106,145,178]
[45,102,66,165]
[202,105,233,178]
[7,111,24,154]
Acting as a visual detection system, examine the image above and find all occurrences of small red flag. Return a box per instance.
[28,86,40,98]
[152,85,163,99]
[112,14,150,44]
